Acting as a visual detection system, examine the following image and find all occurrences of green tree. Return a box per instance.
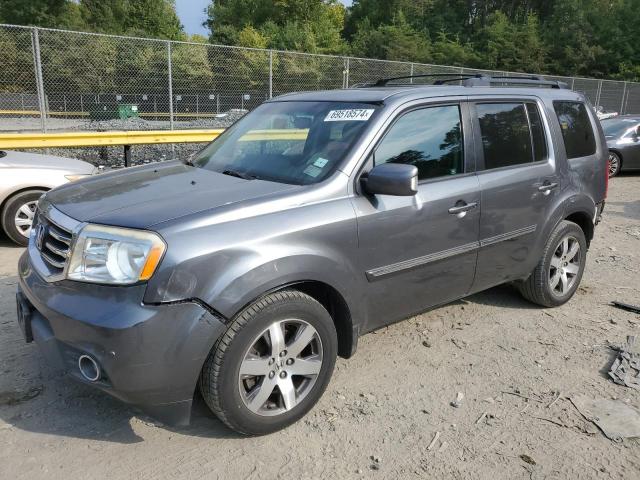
[80,0,184,39]
[350,15,430,62]
[0,0,85,29]
[206,0,345,54]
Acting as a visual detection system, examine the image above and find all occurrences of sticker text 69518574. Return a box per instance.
[324,109,375,122]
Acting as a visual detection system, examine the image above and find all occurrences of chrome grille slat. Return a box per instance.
[40,251,66,269]
[44,241,68,258]
[48,227,71,245]
[33,210,74,274]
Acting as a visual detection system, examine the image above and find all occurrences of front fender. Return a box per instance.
[144,245,364,324]
[210,253,363,320]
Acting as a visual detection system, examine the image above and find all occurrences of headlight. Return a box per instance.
[68,225,166,284]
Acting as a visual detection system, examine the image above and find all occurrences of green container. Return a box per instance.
[89,103,139,120]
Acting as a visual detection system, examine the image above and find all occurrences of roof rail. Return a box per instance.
[360,73,570,90]
[463,75,570,89]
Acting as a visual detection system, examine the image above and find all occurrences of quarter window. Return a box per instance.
[527,103,548,162]
[553,101,596,159]
[374,105,464,180]
[476,103,534,169]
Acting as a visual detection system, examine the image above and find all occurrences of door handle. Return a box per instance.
[448,202,478,215]
[538,182,558,195]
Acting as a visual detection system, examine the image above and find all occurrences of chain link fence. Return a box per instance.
[2,23,640,133]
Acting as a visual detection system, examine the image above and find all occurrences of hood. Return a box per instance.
[45,161,300,229]
[0,150,95,173]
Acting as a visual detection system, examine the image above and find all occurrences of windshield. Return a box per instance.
[192,101,379,185]
[601,118,639,137]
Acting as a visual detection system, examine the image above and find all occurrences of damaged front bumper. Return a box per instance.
[17,251,226,426]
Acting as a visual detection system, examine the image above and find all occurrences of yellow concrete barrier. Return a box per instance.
[0,129,224,149]
[0,129,310,149]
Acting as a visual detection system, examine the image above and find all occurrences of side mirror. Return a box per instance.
[363,163,418,196]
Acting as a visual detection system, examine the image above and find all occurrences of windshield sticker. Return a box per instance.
[313,157,329,168]
[324,109,374,122]
[303,164,323,178]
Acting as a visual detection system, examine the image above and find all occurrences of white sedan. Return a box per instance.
[0,150,97,245]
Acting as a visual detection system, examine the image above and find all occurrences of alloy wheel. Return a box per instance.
[14,200,37,239]
[238,319,323,416]
[608,153,620,177]
[549,235,581,296]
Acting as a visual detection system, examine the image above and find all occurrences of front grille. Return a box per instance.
[34,213,73,274]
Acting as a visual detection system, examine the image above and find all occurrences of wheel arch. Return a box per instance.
[564,210,594,247]
[0,186,49,215]
[230,279,357,359]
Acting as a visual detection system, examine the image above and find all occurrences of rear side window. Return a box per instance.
[553,101,596,159]
[374,105,464,180]
[476,103,533,169]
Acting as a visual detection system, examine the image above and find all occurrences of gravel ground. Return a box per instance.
[0,175,639,480]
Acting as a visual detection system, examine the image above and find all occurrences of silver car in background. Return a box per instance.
[1,150,96,245]
[601,115,640,177]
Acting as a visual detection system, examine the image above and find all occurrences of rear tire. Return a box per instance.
[608,151,621,177]
[518,220,587,307]
[1,190,45,246]
[199,290,337,435]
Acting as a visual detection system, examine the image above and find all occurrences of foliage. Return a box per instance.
[2,0,640,81]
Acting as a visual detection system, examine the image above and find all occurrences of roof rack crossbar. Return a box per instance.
[372,73,478,87]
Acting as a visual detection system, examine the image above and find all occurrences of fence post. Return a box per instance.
[167,40,174,130]
[620,82,628,114]
[31,27,47,133]
[410,63,414,84]
[570,78,575,90]
[595,80,603,107]
[344,57,350,88]
[269,50,273,99]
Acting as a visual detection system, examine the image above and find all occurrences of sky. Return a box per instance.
[175,0,353,36]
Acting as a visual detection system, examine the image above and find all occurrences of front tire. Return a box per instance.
[199,290,337,435]
[1,190,45,246]
[608,151,621,177]
[518,220,587,307]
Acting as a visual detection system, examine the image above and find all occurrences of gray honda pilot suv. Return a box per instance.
[17,75,607,435]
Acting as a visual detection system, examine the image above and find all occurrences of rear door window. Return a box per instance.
[553,101,597,159]
[476,103,533,169]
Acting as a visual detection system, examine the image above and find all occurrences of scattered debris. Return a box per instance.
[519,454,536,465]
[438,441,449,453]
[476,411,488,424]
[501,391,542,403]
[427,431,441,451]
[608,335,640,389]
[422,340,432,348]
[570,395,640,442]
[450,392,464,408]
[611,302,640,315]
[547,391,563,408]
[532,416,571,429]
[369,455,381,470]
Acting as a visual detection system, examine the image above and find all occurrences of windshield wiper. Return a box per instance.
[221,169,255,180]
